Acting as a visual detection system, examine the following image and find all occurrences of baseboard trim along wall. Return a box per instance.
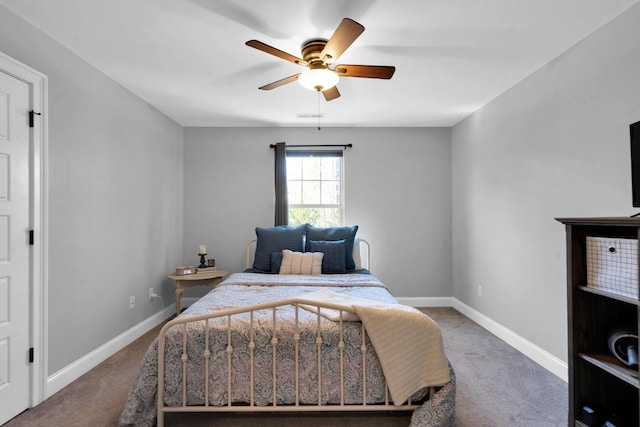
[398,296,568,382]
[396,296,454,307]
[46,305,175,399]
[46,295,567,400]
[451,299,568,382]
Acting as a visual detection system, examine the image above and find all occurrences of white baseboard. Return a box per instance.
[46,305,174,398]
[396,296,454,307]
[451,298,568,382]
[396,295,568,382]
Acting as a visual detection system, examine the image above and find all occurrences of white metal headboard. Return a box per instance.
[245,238,370,271]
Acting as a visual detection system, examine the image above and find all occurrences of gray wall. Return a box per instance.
[451,3,640,362]
[0,7,184,375]
[183,127,452,298]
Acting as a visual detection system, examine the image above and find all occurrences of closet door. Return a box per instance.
[0,69,31,425]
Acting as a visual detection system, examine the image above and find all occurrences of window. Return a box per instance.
[286,151,343,227]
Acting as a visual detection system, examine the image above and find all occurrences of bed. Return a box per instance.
[119,225,456,426]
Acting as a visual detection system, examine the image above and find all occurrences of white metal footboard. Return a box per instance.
[156,298,426,426]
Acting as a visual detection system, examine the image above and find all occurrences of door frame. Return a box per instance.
[0,50,48,407]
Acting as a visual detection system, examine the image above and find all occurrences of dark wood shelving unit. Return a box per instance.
[557,217,640,426]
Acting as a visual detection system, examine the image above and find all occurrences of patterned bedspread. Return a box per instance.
[119,273,455,426]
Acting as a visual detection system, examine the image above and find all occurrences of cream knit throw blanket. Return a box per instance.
[298,289,451,406]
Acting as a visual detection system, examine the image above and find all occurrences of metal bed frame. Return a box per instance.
[156,298,427,426]
[156,238,431,426]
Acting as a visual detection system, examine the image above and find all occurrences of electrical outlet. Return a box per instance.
[478,286,483,297]
[148,288,154,301]
[129,296,135,309]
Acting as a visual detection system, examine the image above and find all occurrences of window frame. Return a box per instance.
[286,149,345,227]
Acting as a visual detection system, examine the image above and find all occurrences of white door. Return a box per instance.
[0,70,31,424]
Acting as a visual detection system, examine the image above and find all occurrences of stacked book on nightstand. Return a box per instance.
[196,266,217,274]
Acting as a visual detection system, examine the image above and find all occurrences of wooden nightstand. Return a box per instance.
[168,269,228,315]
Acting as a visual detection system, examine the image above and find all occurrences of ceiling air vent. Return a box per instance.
[296,113,325,118]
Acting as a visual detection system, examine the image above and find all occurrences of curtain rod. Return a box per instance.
[269,143,352,149]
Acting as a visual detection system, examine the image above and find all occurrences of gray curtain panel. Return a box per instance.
[274,141,288,226]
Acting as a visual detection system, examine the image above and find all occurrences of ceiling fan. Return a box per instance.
[246,18,395,101]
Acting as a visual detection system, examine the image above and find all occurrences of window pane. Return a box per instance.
[289,207,340,228]
[302,157,321,180]
[287,157,302,180]
[322,180,340,204]
[318,207,340,227]
[321,158,340,180]
[288,180,302,204]
[302,181,321,204]
[289,208,320,226]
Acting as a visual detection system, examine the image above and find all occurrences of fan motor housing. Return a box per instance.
[301,39,328,64]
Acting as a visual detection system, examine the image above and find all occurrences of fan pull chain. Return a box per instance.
[317,90,321,131]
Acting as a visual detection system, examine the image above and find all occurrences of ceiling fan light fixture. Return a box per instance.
[298,68,339,92]
[247,18,393,101]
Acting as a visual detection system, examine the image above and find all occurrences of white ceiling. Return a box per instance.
[1,0,638,127]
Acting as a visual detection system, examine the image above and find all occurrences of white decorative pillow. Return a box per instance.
[279,250,323,275]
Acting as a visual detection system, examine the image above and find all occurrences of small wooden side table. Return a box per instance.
[168,269,228,315]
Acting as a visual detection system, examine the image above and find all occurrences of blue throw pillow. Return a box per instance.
[270,251,284,273]
[253,225,305,273]
[306,240,347,274]
[305,225,358,271]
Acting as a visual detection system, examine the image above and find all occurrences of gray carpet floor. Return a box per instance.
[3,307,568,427]
[427,308,567,426]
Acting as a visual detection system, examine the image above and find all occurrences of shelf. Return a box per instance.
[563,219,640,425]
[579,353,639,388]
[578,285,639,306]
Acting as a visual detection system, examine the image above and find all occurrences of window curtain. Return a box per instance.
[274,142,288,226]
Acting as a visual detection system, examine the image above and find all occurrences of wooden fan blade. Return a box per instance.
[320,18,365,64]
[333,64,395,79]
[322,86,341,101]
[258,74,301,90]
[246,40,307,66]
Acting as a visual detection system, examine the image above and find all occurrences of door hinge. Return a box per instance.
[29,229,34,245]
[29,347,34,363]
[29,110,41,128]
